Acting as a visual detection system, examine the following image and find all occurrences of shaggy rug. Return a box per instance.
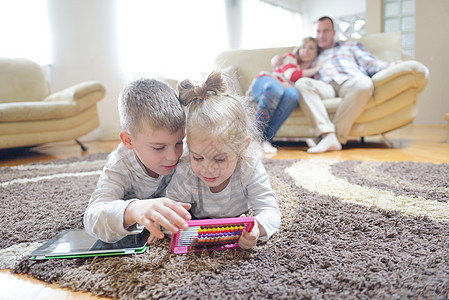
[0,154,448,299]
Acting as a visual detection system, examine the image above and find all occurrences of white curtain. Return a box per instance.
[0,0,51,64]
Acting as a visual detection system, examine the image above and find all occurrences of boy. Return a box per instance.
[84,78,191,243]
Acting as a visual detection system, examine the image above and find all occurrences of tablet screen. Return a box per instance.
[30,229,149,259]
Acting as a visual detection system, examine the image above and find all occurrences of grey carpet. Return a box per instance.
[1,155,448,299]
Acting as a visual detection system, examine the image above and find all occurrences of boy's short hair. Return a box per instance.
[118,78,185,135]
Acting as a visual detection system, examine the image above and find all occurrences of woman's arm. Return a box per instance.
[301,60,323,77]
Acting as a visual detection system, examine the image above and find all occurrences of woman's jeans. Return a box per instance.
[252,76,299,142]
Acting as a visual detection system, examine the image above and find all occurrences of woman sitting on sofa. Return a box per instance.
[250,37,322,153]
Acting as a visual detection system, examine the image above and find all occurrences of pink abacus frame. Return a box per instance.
[170,217,255,254]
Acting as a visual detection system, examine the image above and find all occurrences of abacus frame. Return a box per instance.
[170,217,255,254]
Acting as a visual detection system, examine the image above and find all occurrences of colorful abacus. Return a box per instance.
[170,217,254,254]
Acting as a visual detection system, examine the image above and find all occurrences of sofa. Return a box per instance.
[0,57,106,150]
[213,31,429,142]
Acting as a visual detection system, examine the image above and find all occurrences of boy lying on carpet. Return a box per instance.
[164,71,281,249]
[84,78,192,243]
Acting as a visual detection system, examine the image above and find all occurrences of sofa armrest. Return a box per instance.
[0,81,106,122]
[371,60,429,106]
[44,81,105,102]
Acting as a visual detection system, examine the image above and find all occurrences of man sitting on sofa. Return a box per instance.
[296,16,395,153]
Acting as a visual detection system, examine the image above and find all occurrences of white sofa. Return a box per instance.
[213,32,429,141]
[0,57,106,150]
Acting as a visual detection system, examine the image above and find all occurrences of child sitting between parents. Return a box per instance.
[164,71,282,249]
[84,78,192,243]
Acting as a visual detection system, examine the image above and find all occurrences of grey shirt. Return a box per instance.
[83,143,172,242]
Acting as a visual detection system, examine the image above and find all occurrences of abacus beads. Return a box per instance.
[171,217,255,254]
[195,224,245,247]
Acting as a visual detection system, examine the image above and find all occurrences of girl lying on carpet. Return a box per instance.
[163,70,281,249]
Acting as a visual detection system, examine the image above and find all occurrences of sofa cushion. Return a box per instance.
[0,101,80,122]
[0,57,50,103]
[0,105,99,135]
[0,80,105,122]
[0,107,100,149]
[355,32,402,62]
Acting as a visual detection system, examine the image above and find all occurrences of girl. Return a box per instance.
[165,71,281,249]
[251,37,322,153]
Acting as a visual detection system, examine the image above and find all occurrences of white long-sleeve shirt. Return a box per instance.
[83,143,173,242]
[166,152,281,240]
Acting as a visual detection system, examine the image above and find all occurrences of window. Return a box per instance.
[334,14,366,41]
[383,0,415,57]
[0,0,51,64]
[117,0,228,81]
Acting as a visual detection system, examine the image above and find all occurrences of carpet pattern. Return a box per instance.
[0,155,448,299]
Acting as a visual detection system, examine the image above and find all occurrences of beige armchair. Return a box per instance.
[0,57,106,150]
[213,32,429,143]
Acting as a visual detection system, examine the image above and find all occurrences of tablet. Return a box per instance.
[29,229,149,260]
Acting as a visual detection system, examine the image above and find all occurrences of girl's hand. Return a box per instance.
[238,214,260,249]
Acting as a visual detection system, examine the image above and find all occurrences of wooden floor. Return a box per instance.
[1,124,448,299]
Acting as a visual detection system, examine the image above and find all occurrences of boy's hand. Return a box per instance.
[124,198,191,240]
[238,214,260,249]
[147,232,161,244]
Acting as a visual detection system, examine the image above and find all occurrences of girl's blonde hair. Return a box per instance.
[177,70,260,156]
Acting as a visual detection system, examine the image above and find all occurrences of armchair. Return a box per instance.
[0,57,106,150]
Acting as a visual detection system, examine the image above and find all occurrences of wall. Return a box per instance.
[414,0,449,125]
[47,0,126,141]
[365,0,382,34]
[365,0,449,125]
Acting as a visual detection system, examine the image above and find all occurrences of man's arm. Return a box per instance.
[352,42,392,76]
